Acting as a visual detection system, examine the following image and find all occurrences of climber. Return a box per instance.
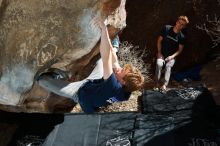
[38,17,144,114]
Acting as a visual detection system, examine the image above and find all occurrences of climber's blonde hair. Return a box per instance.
[122,64,144,92]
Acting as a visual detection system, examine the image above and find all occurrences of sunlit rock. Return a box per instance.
[0,0,126,112]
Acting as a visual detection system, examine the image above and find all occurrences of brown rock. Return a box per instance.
[0,0,126,113]
[201,57,220,105]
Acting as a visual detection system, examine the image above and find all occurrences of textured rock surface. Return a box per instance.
[0,0,126,112]
[200,52,220,105]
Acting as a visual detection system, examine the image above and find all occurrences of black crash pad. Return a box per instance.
[43,113,137,146]
[1,85,219,146]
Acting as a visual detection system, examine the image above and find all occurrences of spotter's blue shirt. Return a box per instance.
[78,73,130,114]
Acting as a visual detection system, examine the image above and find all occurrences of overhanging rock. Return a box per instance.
[0,0,126,112]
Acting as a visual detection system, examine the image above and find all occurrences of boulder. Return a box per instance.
[0,0,126,112]
[200,52,220,105]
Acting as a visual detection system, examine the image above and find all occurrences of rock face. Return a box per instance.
[200,52,220,105]
[121,0,220,71]
[0,0,126,112]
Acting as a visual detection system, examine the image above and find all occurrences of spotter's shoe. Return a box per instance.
[160,85,167,94]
